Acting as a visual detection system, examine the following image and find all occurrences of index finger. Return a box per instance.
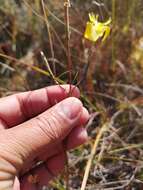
[0,85,80,128]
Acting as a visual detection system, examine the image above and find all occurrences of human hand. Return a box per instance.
[0,85,89,190]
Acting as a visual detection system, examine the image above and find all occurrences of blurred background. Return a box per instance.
[0,0,143,189]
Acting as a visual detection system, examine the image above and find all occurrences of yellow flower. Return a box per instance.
[84,13,111,42]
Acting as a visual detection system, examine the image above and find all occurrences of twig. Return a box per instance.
[23,0,82,35]
[105,83,143,95]
[64,0,72,87]
[62,1,72,189]
[103,167,138,190]
[40,51,59,85]
[81,122,109,190]
[0,52,63,84]
[112,0,116,70]
[0,62,15,72]
[109,143,143,154]
[101,155,143,164]
[41,0,56,74]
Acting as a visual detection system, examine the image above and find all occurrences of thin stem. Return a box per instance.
[0,53,62,84]
[112,0,116,70]
[81,122,109,190]
[40,51,59,85]
[23,0,82,35]
[64,0,72,87]
[62,2,72,189]
[35,0,40,11]
[41,0,56,74]
[126,0,136,32]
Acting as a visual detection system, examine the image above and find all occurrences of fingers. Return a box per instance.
[20,152,66,190]
[0,97,83,174]
[20,106,89,175]
[36,126,88,163]
[66,107,89,149]
[37,108,89,161]
[66,126,88,149]
[21,112,89,173]
[0,85,80,128]
[21,124,87,190]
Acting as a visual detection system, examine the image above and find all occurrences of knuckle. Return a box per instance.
[16,92,33,120]
[35,112,64,142]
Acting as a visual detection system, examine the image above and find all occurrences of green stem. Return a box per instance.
[112,0,116,70]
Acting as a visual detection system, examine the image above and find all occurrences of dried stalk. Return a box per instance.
[81,122,109,190]
[40,51,59,85]
[41,0,56,74]
[64,0,72,86]
[63,1,72,189]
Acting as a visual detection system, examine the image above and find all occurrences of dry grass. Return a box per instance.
[0,0,143,189]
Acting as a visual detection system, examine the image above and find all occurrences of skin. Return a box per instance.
[0,85,89,190]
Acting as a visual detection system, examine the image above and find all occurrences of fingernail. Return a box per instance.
[59,97,82,119]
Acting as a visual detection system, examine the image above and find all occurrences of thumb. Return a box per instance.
[0,97,83,172]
